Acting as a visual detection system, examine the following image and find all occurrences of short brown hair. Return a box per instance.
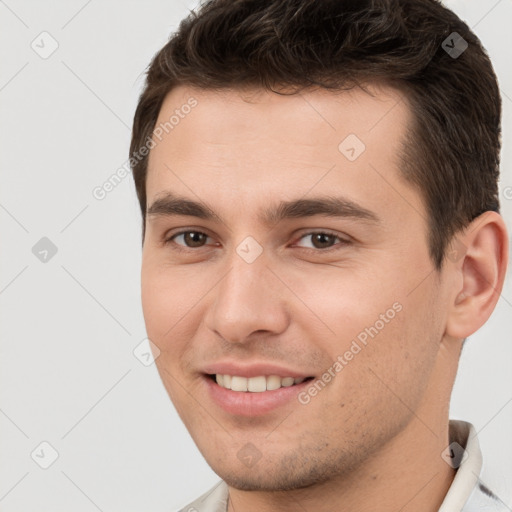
[130,0,501,269]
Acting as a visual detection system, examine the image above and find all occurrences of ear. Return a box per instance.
[445,211,509,340]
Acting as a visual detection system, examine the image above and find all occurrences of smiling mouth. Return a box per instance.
[207,374,315,392]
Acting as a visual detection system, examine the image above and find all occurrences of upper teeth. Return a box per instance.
[215,375,306,392]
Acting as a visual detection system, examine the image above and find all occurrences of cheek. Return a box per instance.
[141,254,188,328]
[141,268,196,414]
[141,274,168,341]
[141,262,204,377]
[288,266,405,355]
[141,263,184,351]
[313,277,440,419]
[317,310,437,446]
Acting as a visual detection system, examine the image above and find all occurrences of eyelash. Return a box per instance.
[164,229,351,253]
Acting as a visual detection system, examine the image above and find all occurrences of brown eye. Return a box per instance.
[295,231,350,251]
[167,231,211,249]
[310,233,337,249]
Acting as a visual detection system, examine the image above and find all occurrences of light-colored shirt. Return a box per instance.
[177,420,509,512]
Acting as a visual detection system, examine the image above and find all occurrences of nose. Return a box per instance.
[204,249,289,344]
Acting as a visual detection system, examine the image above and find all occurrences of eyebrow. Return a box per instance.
[147,192,380,227]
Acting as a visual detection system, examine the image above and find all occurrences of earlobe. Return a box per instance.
[445,211,509,340]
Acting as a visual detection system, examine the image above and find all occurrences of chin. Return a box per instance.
[221,473,317,492]
[211,460,336,492]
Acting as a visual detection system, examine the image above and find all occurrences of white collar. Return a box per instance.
[439,419,482,511]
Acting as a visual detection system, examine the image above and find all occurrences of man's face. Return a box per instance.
[141,84,452,490]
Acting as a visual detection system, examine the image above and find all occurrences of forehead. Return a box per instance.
[145,83,422,227]
[154,82,410,147]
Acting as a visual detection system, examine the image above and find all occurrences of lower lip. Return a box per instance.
[203,375,313,416]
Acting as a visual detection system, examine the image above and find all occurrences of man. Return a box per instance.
[129,0,509,510]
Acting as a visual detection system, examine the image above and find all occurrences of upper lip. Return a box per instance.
[202,361,313,379]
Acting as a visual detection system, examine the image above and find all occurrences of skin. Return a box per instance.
[140,83,508,512]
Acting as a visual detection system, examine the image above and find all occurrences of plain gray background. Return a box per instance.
[1,0,511,510]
